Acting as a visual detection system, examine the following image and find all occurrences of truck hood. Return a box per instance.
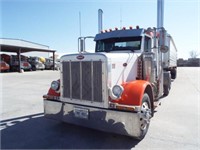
[100,52,140,85]
[100,52,139,64]
[61,52,140,85]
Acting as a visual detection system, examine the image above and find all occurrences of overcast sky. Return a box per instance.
[1,0,199,59]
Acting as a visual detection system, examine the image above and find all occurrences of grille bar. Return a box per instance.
[62,61,103,103]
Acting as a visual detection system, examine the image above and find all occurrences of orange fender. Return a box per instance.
[47,88,60,97]
[111,80,152,106]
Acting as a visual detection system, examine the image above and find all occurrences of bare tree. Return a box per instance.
[189,50,199,58]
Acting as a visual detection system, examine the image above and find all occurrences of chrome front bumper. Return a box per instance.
[44,99,142,138]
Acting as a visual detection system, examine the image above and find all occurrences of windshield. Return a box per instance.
[95,36,142,52]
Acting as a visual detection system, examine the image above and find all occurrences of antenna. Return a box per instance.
[79,11,82,36]
[120,7,122,29]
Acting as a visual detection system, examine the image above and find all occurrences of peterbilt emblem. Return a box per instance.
[77,55,84,60]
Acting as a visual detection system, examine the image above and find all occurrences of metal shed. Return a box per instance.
[0,38,56,72]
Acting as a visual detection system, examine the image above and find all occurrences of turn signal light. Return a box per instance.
[116,105,135,112]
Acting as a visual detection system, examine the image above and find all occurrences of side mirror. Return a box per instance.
[78,36,94,53]
[80,39,84,52]
[78,37,85,53]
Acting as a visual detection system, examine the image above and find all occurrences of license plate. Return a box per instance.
[73,107,89,119]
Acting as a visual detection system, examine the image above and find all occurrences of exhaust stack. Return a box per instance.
[157,0,164,28]
[98,9,103,33]
[157,0,169,53]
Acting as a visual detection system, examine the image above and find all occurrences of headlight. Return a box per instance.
[51,81,60,91]
[110,85,124,100]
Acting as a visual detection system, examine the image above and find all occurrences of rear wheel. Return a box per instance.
[163,71,171,96]
[163,85,169,96]
[137,93,152,140]
[171,68,177,79]
[163,77,171,96]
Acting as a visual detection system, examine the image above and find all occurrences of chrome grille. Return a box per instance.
[62,61,102,102]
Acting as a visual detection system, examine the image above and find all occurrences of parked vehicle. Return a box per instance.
[0,60,10,72]
[10,55,32,71]
[1,54,31,72]
[1,54,11,65]
[0,54,10,72]
[28,56,45,71]
[44,58,60,70]
[43,0,177,140]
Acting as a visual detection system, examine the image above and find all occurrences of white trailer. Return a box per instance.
[163,35,177,79]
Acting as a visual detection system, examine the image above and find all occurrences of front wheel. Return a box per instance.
[137,93,152,140]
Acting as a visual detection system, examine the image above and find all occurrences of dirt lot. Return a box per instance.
[0,68,200,149]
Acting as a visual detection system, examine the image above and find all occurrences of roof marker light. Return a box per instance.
[122,27,126,30]
[129,26,133,29]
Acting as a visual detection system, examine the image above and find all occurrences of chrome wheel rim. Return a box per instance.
[140,101,151,131]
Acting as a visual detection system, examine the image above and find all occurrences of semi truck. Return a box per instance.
[0,60,10,72]
[0,54,10,72]
[1,54,32,72]
[44,58,60,70]
[10,55,32,72]
[43,0,177,139]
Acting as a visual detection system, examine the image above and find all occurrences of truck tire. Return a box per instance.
[137,93,152,140]
[163,71,171,96]
[171,68,177,79]
[163,77,171,96]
